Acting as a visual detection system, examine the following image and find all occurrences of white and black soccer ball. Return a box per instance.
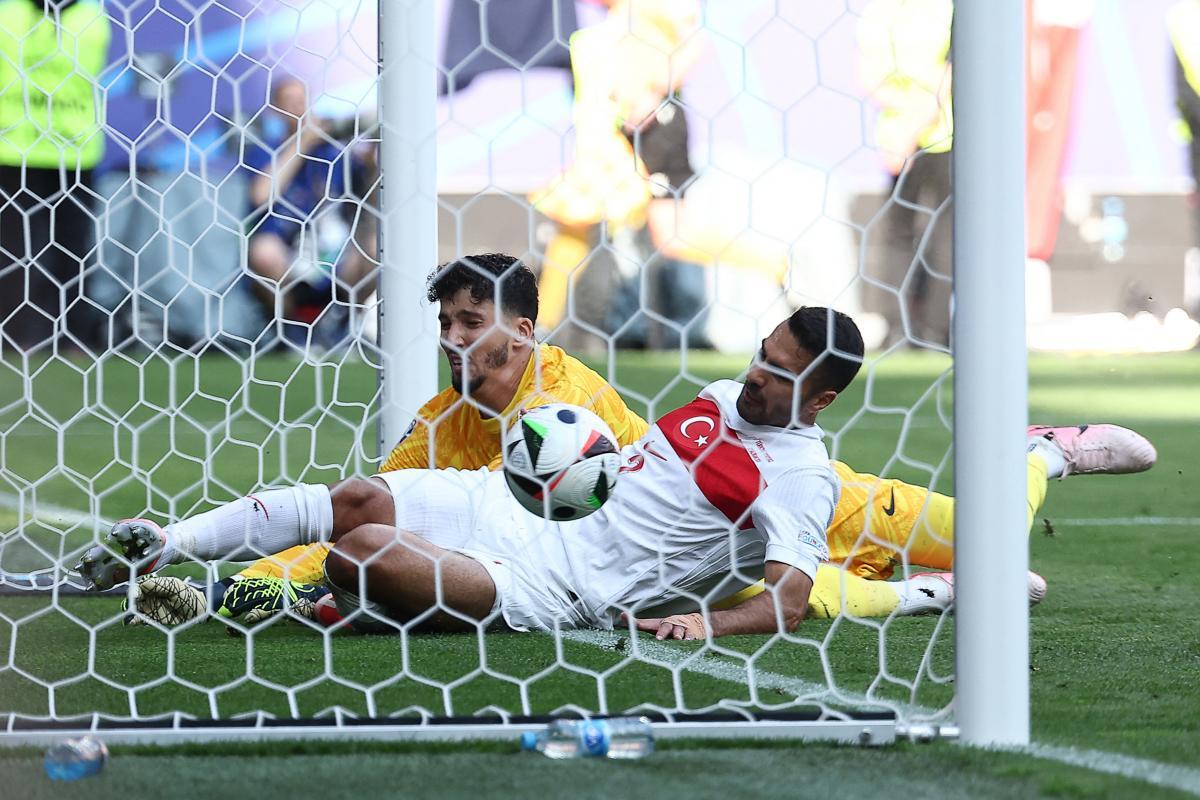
[504,403,621,521]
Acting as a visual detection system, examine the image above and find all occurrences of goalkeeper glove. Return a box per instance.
[122,575,207,627]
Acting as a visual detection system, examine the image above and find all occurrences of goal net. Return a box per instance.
[0,0,1025,744]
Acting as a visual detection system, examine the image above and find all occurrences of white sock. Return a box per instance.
[160,484,334,565]
[1027,436,1066,479]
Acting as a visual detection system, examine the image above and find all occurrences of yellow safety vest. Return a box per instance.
[1169,1,1200,97]
[858,0,954,157]
[0,0,110,169]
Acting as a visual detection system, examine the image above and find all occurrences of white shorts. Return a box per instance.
[371,468,593,632]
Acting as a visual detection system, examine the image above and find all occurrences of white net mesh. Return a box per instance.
[0,0,964,738]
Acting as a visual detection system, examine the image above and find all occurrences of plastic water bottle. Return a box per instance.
[1100,196,1128,263]
[43,736,109,781]
[520,717,654,759]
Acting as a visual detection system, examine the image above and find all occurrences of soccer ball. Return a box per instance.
[504,403,621,521]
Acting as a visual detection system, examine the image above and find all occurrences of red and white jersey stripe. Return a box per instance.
[559,380,838,626]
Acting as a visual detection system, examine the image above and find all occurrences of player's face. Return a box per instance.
[439,289,516,396]
[737,323,828,427]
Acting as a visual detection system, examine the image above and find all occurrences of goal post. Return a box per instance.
[377,0,439,456]
[952,0,1030,746]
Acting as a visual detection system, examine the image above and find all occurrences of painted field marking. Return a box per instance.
[561,630,1200,795]
[0,492,96,527]
[1019,743,1200,796]
[560,628,939,719]
[1052,517,1200,527]
[5,491,1195,531]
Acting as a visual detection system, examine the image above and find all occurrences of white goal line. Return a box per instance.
[1019,744,1200,797]
[559,628,939,720]
[0,493,95,527]
[558,632,1200,796]
[1050,517,1200,527]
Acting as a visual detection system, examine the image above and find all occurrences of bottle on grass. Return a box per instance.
[44,735,109,781]
[520,717,654,759]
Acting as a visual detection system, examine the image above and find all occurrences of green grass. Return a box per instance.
[1,349,1198,797]
[1,740,1195,800]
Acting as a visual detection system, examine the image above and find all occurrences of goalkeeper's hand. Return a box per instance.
[122,575,207,627]
[217,576,327,625]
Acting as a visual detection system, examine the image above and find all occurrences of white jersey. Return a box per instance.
[381,380,838,632]
[551,379,838,626]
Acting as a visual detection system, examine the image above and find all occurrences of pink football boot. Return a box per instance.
[1027,424,1157,477]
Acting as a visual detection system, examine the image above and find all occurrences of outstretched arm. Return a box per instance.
[628,561,812,640]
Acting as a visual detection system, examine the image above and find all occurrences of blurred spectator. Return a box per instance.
[0,0,110,355]
[1170,0,1200,244]
[339,130,381,311]
[85,44,268,352]
[532,0,712,350]
[89,166,264,351]
[440,0,576,95]
[243,75,356,345]
[607,0,711,350]
[858,0,954,347]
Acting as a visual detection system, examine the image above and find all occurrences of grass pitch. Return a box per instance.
[0,348,1197,798]
[1,739,1195,800]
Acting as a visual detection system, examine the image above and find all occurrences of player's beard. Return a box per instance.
[736,384,769,425]
[737,383,806,428]
[451,340,511,396]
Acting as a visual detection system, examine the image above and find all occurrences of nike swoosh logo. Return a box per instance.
[883,488,896,517]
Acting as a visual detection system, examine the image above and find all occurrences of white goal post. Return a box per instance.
[377,0,438,453]
[0,0,1028,747]
[952,0,1030,747]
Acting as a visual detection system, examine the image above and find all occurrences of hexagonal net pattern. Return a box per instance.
[0,0,967,741]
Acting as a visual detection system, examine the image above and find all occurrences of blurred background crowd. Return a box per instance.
[2,0,1199,358]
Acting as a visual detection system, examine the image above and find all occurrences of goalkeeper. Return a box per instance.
[118,253,649,624]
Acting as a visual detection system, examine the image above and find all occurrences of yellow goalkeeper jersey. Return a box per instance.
[378,343,648,473]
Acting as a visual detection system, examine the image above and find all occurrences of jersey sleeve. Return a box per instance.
[596,385,649,447]
[749,466,837,581]
[377,414,436,472]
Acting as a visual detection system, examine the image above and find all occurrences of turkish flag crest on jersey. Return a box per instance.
[658,398,764,530]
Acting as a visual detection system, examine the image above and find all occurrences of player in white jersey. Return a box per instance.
[362,372,844,636]
[565,378,838,629]
[319,306,864,639]
[79,307,865,640]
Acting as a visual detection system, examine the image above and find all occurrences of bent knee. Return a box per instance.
[326,524,393,588]
[330,477,393,536]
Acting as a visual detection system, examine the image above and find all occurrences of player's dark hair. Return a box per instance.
[786,306,864,393]
[426,253,539,324]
